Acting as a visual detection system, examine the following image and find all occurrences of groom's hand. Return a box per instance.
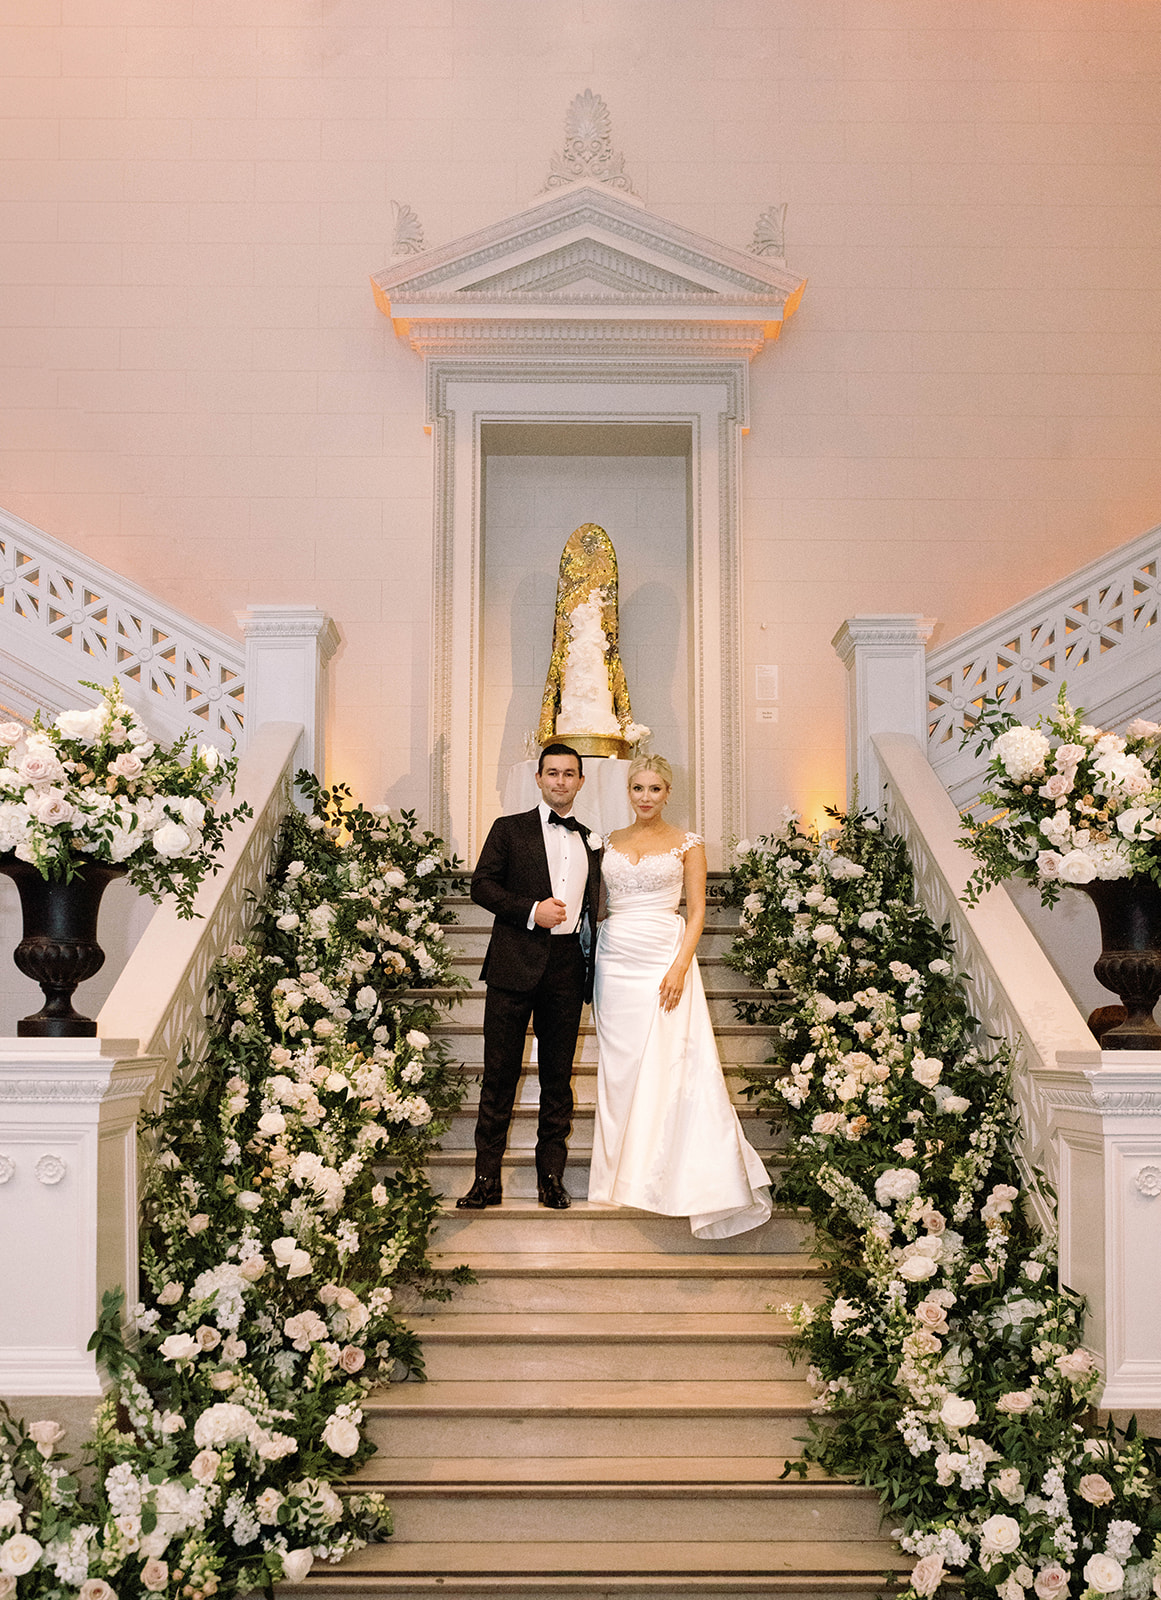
[534,897,569,928]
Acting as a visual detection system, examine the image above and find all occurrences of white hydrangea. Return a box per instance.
[992,725,1050,782]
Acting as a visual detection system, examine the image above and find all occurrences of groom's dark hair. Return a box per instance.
[538,741,583,776]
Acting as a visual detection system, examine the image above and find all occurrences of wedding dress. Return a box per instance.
[588,835,773,1239]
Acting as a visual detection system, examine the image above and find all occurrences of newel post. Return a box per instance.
[832,615,935,813]
[0,1039,161,1395]
[236,607,340,786]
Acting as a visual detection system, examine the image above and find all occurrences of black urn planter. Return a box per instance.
[0,855,126,1037]
[1078,877,1161,1050]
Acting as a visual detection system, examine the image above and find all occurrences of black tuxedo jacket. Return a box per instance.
[471,807,602,1002]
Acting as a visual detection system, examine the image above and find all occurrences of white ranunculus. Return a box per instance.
[55,706,106,744]
[152,820,194,857]
[281,1550,314,1582]
[1082,1554,1124,1594]
[322,1414,361,1456]
[1057,848,1097,884]
[978,1513,1021,1557]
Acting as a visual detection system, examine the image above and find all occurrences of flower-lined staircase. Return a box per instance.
[291,882,908,1598]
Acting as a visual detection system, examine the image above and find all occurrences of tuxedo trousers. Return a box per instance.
[475,933,586,1183]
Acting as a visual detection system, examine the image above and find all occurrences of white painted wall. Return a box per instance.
[2,1,1161,846]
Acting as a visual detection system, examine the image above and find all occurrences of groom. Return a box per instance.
[458,742,601,1211]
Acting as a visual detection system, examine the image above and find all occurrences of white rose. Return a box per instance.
[235,1190,262,1212]
[899,1255,938,1282]
[26,1420,65,1458]
[110,751,145,779]
[189,1449,220,1485]
[187,1213,210,1235]
[282,1550,314,1582]
[911,1057,942,1088]
[978,1513,1021,1556]
[910,1554,945,1597]
[1057,848,1097,884]
[55,706,106,744]
[238,1255,266,1282]
[199,743,221,772]
[322,1414,361,1457]
[0,1534,44,1576]
[276,912,300,931]
[159,1332,199,1362]
[1033,1564,1069,1600]
[0,1505,19,1532]
[257,1111,286,1136]
[900,1012,922,1032]
[406,1029,430,1049]
[152,820,194,857]
[1083,1554,1125,1594]
[1055,1347,1097,1382]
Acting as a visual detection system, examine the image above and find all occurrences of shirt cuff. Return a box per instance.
[526,902,538,931]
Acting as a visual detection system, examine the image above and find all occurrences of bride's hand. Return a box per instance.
[659,963,687,1013]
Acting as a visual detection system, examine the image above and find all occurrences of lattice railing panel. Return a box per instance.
[0,509,245,743]
[927,526,1161,762]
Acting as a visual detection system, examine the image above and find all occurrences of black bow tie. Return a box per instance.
[547,812,583,833]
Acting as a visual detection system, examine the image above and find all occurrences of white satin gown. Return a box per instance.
[589,835,773,1239]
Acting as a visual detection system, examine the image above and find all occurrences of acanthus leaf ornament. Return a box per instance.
[391,200,425,257]
[750,203,788,262]
[544,90,638,196]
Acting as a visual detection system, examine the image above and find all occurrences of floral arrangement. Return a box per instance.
[0,776,469,1597]
[0,681,250,918]
[960,688,1161,907]
[729,812,1161,1600]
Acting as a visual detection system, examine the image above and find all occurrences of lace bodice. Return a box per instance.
[601,833,702,907]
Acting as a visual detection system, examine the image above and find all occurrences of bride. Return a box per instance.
[588,756,773,1239]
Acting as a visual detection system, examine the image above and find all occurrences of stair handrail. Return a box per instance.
[98,721,301,1113]
[926,522,1161,803]
[0,505,245,746]
[872,730,1100,1234]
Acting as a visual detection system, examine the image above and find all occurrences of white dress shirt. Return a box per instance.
[528,800,589,935]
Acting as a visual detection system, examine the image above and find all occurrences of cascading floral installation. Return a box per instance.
[728,813,1161,1600]
[0,776,469,1598]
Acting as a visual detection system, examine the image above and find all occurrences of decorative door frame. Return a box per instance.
[425,359,748,866]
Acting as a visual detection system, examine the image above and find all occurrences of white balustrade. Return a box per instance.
[832,615,935,812]
[926,523,1161,807]
[875,731,1161,1408]
[0,506,245,747]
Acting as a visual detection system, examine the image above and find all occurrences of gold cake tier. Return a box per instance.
[553,733,631,760]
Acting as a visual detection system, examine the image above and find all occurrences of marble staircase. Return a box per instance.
[291,884,906,1599]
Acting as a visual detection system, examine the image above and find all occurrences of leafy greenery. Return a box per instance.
[729,810,1161,1600]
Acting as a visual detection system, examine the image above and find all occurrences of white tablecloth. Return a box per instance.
[501,757,634,838]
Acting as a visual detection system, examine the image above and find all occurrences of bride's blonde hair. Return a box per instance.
[627,754,673,792]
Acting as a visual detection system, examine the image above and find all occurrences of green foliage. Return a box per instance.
[0,776,469,1596]
[729,811,1161,1600]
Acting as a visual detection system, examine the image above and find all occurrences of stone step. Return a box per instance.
[404,1253,825,1315]
[432,1104,782,1152]
[434,1026,779,1068]
[441,1065,782,1100]
[439,953,767,990]
[430,1200,809,1257]
[361,1378,820,1458]
[408,1149,788,1204]
[439,898,744,930]
[285,1538,910,1597]
[403,1312,799,1381]
[424,990,772,1028]
[358,1481,888,1545]
[443,927,745,960]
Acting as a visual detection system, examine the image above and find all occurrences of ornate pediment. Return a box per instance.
[371,180,805,361]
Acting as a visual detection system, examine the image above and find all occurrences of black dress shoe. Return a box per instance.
[456,1175,502,1209]
[537,1175,571,1209]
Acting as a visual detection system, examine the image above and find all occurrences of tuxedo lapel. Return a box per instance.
[518,807,553,902]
